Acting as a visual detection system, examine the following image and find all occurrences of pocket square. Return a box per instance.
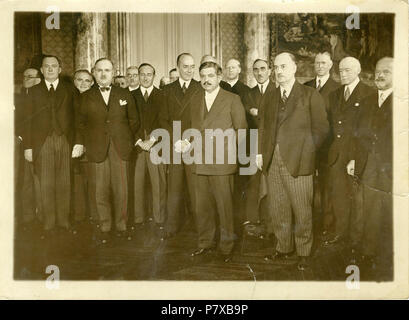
[119,99,127,106]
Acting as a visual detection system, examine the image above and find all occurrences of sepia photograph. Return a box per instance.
[2,0,408,299]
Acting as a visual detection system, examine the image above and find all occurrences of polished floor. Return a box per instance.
[14,214,393,282]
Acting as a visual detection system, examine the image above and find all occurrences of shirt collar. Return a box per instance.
[316,73,330,87]
[258,79,270,92]
[226,78,239,87]
[378,88,393,105]
[129,85,139,91]
[45,78,59,90]
[279,78,296,97]
[140,85,154,96]
[344,77,360,95]
[205,86,220,99]
[179,78,192,89]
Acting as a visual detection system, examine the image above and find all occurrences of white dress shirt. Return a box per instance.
[316,73,330,88]
[226,78,238,87]
[279,78,296,98]
[99,85,111,105]
[344,77,360,97]
[140,85,154,98]
[179,78,192,89]
[45,78,59,91]
[378,88,393,107]
[205,86,220,112]
[258,79,270,94]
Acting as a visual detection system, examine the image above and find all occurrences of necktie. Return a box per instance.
[344,87,351,101]
[379,92,384,107]
[281,89,288,104]
[317,79,322,91]
[143,90,149,102]
[49,83,55,93]
[182,82,187,95]
[99,86,110,92]
[260,84,264,95]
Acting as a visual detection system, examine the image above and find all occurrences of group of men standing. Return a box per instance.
[15,49,393,272]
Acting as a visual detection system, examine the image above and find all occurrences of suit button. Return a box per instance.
[336,134,341,138]
[338,121,342,124]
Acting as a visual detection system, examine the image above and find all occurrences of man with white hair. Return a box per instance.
[346,57,394,270]
[257,52,329,270]
[324,56,374,249]
[220,58,249,103]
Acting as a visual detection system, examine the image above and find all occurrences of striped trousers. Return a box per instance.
[35,133,71,230]
[266,145,313,257]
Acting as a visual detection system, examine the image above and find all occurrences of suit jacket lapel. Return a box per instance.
[107,86,118,111]
[279,81,302,126]
[92,86,109,113]
[263,87,279,143]
[177,82,200,117]
[201,89,225,130]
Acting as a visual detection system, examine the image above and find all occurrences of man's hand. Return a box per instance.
[256,154,263,171]
[24,149,33,162]
[72,144,85,158]
[174,139,191,153]
[249,108,258,117]
[137,137,156,152]
[346,160,355,176]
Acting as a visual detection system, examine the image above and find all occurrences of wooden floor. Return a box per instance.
[14,216,393,282]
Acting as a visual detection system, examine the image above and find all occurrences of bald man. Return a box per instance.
[324,57,375,249]
[346,57,393,270]
[220,59,250,103]
[258,52,328,270]
[200,54,217,65]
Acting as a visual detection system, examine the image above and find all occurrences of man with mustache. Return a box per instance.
[126,66,140,92]
[257,52,329,271]
[346,57,394,270]
[160,53,201,240]
[189,61,247,262]
[324,57,375,253]
[75,58,139,243]
[23,55,78,238]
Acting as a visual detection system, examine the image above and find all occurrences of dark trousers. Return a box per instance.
[134,151,167,224]
[329,157,361,242]
[195,174,235,254]
[360,152,393,257]
[266,146,313,256]
[92,141,129,232]
[166,163,195,233]
[35,133,71,230]
[244,171,263,224]
[21,160,42,223]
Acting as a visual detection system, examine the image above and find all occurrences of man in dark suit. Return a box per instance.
[15,68,42,228]
[220,59,249,103]
[23,55,78,238]
[75,58,139,243]
[132,63,166,233]
[257,52,329,270]
[72,69,97,224]
[189,61,247,262]
[346,57,393,269]
[242,59,275,231]
[160,53,201,239]
[304,51,340,235]
[126,66,140,92]
[324,57,375,249]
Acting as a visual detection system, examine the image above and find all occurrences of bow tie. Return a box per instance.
[99,86,111,92]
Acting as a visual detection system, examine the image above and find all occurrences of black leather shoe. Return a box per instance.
[297,256,310,271]
[323,235,341,246]
[264,251,292,261]
[191,248,212,257]
[220,254,232,263]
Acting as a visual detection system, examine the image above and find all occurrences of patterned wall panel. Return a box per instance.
[220,13,245,77]
[41,13,75,78]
